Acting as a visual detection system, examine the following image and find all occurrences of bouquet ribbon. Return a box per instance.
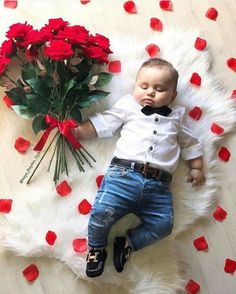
[33,115,82,151]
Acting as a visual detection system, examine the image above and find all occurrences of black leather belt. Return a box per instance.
[111,158,172,183]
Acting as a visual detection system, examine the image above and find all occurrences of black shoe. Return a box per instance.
[86,248,107,278]
[113,236,132,273]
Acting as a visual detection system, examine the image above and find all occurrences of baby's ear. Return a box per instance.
[172,90,177,101]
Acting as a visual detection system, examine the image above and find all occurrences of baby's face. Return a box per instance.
[133,66,177,108]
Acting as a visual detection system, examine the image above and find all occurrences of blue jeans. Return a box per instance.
[88,162,174,251]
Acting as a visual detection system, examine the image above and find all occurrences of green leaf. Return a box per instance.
[5,87,27,105]
[78,100,91,108]
[94,72,113,87]
[27,95,51,115]
[26,78,51,98]
[88,90,110,101]
[69,107,82,123]
[32,115,48,134]
[22,63,36,81]
[11,105,35,119]
[62,78,77,98]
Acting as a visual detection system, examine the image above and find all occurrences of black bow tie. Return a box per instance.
[141,105,172,116]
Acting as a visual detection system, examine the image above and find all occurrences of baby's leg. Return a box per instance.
[127,179,174,251]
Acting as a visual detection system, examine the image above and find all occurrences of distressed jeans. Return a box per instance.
[88,163,174,251]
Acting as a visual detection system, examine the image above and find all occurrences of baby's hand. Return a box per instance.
[187,168,205,186]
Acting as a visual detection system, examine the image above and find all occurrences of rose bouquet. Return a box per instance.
[0,18,113,183]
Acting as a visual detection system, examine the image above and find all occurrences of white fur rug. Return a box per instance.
[1,3,236,293]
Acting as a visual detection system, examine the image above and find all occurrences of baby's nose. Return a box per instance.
[147,89,155,96]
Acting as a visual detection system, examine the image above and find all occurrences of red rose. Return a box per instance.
[88,33,112,53]
[42,18,68,35]
[0,55,11,76]
[82,46,109,63]
[55,26,89,47]
[44,40,74,60]
[25,47,38,62]
[6,22,33,41]
[0,39,16,57]
[21,30,45,47]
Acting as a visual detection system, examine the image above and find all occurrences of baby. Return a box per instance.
[75,58,205,278]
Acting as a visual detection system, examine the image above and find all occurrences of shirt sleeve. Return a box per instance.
[89,95,127,138]
[177,108,203,160]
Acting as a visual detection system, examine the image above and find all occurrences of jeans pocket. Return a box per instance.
[107,164,129,178]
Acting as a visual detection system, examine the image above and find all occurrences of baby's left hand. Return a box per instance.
[187,168,205,186]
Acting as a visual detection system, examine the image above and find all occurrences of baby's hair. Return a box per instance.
[139,58,179,90]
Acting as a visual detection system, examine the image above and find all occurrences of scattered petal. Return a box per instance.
[0,199,12,213]
[150,18,163,31]
[193,236,208,251]
[185,279,200,294]
[211,123,224,135]
[159,0,172,11]
[205,7,218,21]
[80,0,90,4]
[73,238,87,253]
[14,137,31,153]
[227,58,236,72]
[194,37,207,51]
[213,205,227,222]
[22,264,39,282]
[231,90,236,99]
[56,180,72,197]
[45,230,57,246]
[218,146,231,162]
[224,259,236,274]
[96,175,104,188]
[4,0,18,9]
[3,95,15,108]
[190,73,201,87]
[78,199,92,215]
[145,44,160,57]
[123,1,137,14]
[108,60,121,73]
[188,106,202,121]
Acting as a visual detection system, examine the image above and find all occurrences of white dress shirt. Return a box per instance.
[90,94,203,173]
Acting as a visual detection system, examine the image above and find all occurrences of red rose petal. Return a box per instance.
[190,73,201,87]
[108,60,121,73]
[56,180,72,197]
[4,0,18,9]
[193,236,208,251]
[218,146,231,162]
[3,95,15,108]
[45,230,57,246]
[73,238,87,253]
[194,37,207,51]
[145,44,160,57]
[185,279,200,294]
[123,1,137,14]
[211,123,224,135]
[213,205,227,222]
[227,58,236,72]
[159,0,172,11]
[96,175,104,188]
[0,199,12,213]
[205,7,218,21]
[224,259,236,274]
[22,264,39,282]
[80,0,90,4]
[231,90,236,99]
[188,106,202,121]
[78,199,92,215]
[14,137,31,153]
[150,18,163,31]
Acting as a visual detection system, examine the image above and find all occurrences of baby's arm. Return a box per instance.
[186,156,205,186]
[75,120,98,140]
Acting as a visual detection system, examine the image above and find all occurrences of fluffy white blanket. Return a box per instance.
[1,6,236,294]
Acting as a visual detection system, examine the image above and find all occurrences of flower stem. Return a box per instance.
[27,132,59,184]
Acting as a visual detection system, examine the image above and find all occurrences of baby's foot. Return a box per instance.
[113,236,132,273]
[86,248,107,278]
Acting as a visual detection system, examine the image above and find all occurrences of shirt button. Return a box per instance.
[153,130,157,134]
[155,117,158,122]
[149,146,153,151]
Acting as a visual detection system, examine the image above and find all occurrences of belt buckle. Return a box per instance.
[140,164,159,178]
